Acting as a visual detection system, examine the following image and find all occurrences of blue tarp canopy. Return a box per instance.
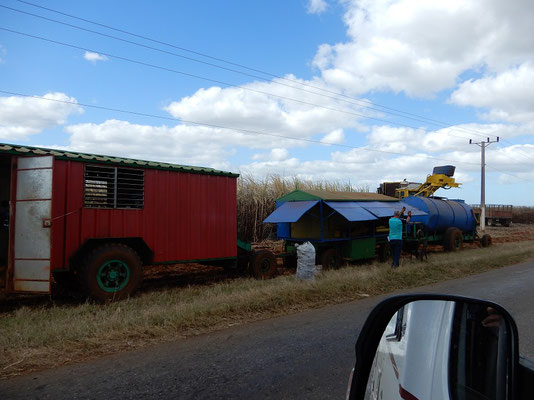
[325,202,378,222]
[264,201,319,223]
[354,201,397,218]
[264,199,427,223]
[354,201,427,218]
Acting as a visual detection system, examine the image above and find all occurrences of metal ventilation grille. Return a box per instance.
[84,165,144,209]
[116,168,144,208]
[84,165,115,208]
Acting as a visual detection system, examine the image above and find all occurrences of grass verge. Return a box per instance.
[2,241,534,378]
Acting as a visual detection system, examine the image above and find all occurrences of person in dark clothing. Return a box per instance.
[389,209,411,268]
[389,211,403,268]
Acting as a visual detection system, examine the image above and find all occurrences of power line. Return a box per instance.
[485,165,525,182]
[1,89,527,180]
[8,0,503,142]
[12,0,533,164]
[13,0,284,78]
[0,89,484,167]
[1,38,530,176]
[4,26,500,151]
[2,8,531,176]
[3,26,471,139]
[0,4,471,136]
[496,137,534,164]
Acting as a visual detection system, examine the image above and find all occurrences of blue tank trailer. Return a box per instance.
[402,196,492,255]
[263,189,492,268]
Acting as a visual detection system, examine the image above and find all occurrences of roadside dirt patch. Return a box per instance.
[480,223,534,243]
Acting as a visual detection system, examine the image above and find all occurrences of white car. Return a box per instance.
[347,294,533,400]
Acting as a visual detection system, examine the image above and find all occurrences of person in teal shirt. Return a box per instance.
[389,210,410,268]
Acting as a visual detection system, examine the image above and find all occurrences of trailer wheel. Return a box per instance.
[444,228,463,251]
[501,219,511,227]
[250,250,277,279]
[481,234,492,248]
[321,248,341,270]
[81,244,143,302]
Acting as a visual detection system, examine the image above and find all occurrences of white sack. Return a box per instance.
[296,241,316,281]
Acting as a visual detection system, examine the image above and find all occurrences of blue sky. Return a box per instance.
[1,0,534,205]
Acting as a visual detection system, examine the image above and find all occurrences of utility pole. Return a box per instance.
[469,137,499,231]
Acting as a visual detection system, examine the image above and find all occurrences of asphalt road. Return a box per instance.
[2,259,534,399]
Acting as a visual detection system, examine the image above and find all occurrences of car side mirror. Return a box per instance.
[346,295,520,400]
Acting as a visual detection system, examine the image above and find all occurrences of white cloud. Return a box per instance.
[84,51,108,63]
[65,119,235,170]
[321,128,345,145]
[450,63,534,128]
[364,123,521,154]
[307,0,328,15]
[0,92,83,141]
[155,0,534,182]
[252,148,290,161]
[239,148,432,191]
[164,77,366,149]
[312,0,534,97]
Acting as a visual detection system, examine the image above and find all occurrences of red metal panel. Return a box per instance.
[64,161,83,268]
[50,159,237,270]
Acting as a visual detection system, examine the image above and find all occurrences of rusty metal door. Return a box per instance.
[13,156,53,293]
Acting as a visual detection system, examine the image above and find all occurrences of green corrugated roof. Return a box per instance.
[277,189,398,202]
[0,143,239,178]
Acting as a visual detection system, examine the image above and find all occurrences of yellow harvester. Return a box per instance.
[378,165,461,200]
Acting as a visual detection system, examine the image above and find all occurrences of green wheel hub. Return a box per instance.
[97,259,130,292]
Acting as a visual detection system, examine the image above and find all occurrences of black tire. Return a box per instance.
[80,243,143,302]
[321,248,341,270]
[250,250,277,279]
[444,228,463,251]
[501,219,511,227]
[481,234,492,248]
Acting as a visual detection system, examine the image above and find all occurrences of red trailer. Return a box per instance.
[0,143,257,301]
[471,204,513,227]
